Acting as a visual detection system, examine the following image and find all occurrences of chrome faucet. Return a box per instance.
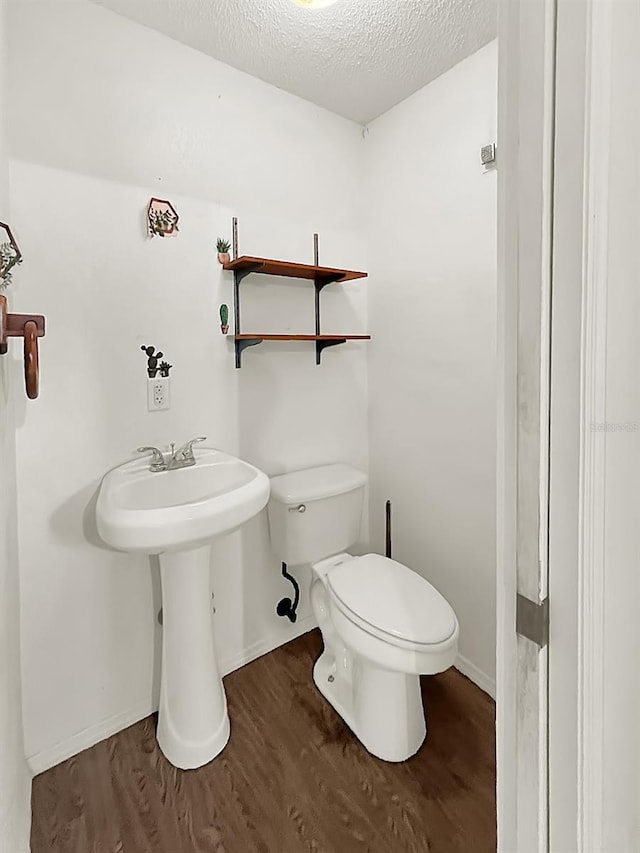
[167,437,207,470]
[137,437,207,473]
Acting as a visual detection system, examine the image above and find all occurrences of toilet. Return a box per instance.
[268,463,459,763]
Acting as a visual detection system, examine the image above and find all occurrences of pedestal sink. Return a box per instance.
[96,447,269,769]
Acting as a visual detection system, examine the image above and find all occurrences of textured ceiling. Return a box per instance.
[92,0,497,123]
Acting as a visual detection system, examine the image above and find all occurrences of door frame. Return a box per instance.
[497,0,614,850]
[497,0,557,849]
[573,0,613,848]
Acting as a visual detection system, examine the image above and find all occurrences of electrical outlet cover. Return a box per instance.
[147,377,170,411]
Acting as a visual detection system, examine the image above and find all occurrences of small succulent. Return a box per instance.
[216,237,231,253]
[149,208,179,238]
[159,361,173,377]
[219,303,229,334]
[141,344,164,377]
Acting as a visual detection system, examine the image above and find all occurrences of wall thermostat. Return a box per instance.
[480,143,497,167]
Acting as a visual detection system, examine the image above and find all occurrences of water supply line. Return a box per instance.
[385,499,392,559]
[276,563,300,623]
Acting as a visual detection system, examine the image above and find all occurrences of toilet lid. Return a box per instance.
[327,554,457,646]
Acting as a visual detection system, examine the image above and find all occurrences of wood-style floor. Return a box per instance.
[31,630,496,853]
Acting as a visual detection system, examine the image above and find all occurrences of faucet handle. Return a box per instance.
[137,445,166,471]
[181,436,207,460]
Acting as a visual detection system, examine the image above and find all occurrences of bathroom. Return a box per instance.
[3,0,603,849]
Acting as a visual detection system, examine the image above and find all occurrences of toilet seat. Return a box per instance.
[327,553,457,649]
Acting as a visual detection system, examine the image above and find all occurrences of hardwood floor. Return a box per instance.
[31,630,496,853]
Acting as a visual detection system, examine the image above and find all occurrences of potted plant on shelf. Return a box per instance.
[219,303,229,335]
[217,238,231,265]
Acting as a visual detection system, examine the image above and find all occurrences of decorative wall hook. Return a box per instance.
[0,295,45,399]
[147,198,179,238]
[0,222,23,289]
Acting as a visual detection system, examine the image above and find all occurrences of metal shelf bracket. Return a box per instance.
[234,337,262,369]
[316,338,346,364]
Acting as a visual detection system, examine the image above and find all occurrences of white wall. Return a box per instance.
[9,1,368,772]
[365,42,497,691]
[0,0,31,848]
[8,1,497,774]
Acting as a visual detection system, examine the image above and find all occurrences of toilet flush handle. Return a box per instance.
[289,504,306,513]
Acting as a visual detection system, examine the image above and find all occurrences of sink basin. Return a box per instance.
[96,447,270,771]
[97,447,269,553]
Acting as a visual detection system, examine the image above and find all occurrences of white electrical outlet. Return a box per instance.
[147,377,170,411]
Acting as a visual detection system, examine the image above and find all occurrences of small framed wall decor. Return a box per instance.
[147,198,179,238]
[0,221,22,288]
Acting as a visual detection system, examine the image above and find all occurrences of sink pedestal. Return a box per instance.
[156,544,230,769]
[96,447,270,769]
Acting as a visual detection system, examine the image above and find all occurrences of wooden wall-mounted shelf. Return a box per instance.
[233,334,371,342]
[224,221,370,368]
[223,256,367,285]
[233,333,371,364]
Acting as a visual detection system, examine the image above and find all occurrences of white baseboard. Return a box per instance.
[455,653,496,700]
[220,614,317,676]
[27,697,156,776]
[31,621,488,776]
[28,615,318,776]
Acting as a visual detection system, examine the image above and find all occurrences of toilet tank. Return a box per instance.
[268,464,367,566]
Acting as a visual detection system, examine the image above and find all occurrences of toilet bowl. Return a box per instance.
[268,464,459,762]
[311,552,458,761]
